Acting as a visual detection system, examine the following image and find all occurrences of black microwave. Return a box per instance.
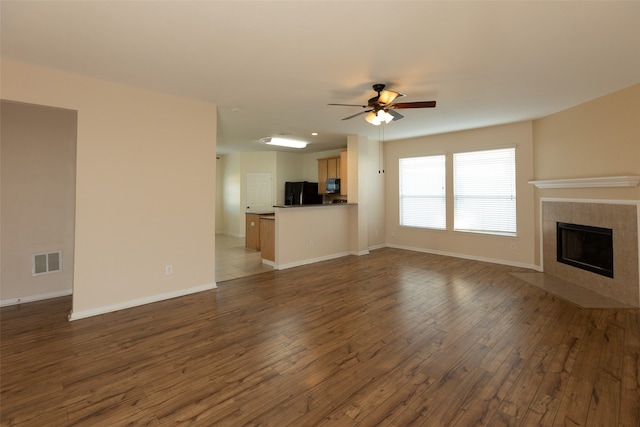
[326,178,340,194]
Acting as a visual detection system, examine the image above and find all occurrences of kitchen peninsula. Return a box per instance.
[265,203,358,269]
[245,211,274,251]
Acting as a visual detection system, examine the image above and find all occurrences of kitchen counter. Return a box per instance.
[274,202,357,269]
[246,210,275,214]
[273,203,356,208]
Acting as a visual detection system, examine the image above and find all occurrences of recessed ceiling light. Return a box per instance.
[311,132,318,136]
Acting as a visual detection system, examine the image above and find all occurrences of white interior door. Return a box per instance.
[246,172,272,212]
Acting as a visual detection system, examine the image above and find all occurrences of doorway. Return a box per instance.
[0,100,77,305]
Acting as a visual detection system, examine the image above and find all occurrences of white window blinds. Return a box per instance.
[399,155,446,230]
[453,148,516,236]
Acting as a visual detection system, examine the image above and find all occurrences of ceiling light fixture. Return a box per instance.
[260,136,307,149]
[365,110,394,126]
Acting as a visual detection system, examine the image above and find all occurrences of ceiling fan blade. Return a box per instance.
[391,101,437,109]
[387,109,404,121]
[378,90,406,106]
[341,110,371,120]
[328,103,367,107]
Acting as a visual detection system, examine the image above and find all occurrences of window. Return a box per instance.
[399,155,446,230]
[453,148,516,236]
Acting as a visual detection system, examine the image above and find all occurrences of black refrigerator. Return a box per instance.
[284,181,323,205]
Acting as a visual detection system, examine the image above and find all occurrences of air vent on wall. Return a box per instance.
[32,251,62,276]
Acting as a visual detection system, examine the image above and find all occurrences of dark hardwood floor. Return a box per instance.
[2,248,639,426]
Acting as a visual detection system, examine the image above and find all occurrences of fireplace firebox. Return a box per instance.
[556,222,613,278]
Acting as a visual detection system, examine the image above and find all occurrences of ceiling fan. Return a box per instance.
[329,84,436,125]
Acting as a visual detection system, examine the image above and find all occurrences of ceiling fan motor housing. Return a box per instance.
[368,96,383,110]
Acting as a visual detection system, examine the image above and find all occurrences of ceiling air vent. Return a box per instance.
[32,251,62,276]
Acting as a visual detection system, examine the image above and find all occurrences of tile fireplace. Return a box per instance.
[542,200,639,307]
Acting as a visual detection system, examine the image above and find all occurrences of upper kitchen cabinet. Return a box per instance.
[317,158,329,194]
[317,150,348,195]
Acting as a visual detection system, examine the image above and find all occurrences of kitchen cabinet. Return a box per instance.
[246,212,274,250]
[318,158,328,194]
[259,216,275,262]
[317,153,346,195]
[327,157,338,179]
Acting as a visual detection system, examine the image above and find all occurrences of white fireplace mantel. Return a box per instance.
[529,176,640,189]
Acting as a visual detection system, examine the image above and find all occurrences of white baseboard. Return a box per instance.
[353,249,371,256]
[276,251,353,270]
[386,243,541,271]
[0,289,73,307]
[369,243,387,251]
[68,283,217,321]
[261,259,276,267]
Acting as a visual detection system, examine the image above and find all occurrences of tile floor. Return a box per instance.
[511,272,637,308]
[215,234,274,283]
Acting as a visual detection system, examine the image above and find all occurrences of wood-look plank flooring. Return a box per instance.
[2,248,639,426]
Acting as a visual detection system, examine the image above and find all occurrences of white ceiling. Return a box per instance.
[2,1,639,154]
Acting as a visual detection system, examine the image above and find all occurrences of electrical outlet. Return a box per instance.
[510,243,517,249]
[309,240,314,248]
[165,264,173,275]
[391,232,395,237]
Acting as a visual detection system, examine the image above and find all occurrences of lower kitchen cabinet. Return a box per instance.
[246,212,274,250]
[259,216,275,262]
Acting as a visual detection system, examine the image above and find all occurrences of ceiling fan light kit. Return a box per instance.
[365,110,394,126]
[329,83,436,125]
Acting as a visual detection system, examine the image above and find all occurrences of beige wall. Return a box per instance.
[364,138,386,249]
[215,156,224,234]
[384,121,536,268]
[533,84,640,190]
[1,100,77,303]
[531,83,640,265]
[219,153,241,236]
[348,135,372,254]
[1,60,217,318]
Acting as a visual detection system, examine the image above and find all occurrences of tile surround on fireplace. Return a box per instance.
[542,199,640,307]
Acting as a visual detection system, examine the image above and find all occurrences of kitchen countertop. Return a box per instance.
[273,203,356,208]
